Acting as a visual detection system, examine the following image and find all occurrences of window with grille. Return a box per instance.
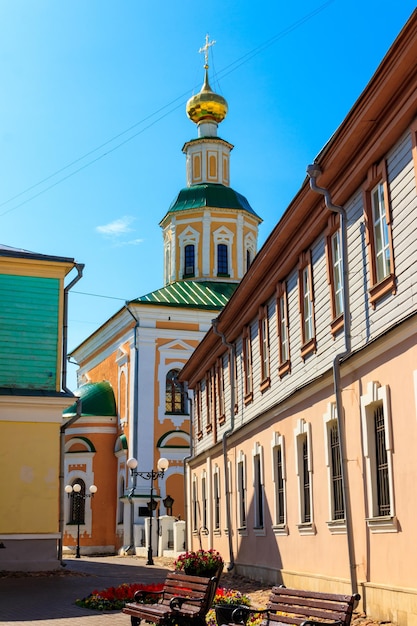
[302,436,311,523]
[374,405,390,516]
[254,453,264,528]
[192,478,198,532]
[329,420,345,520]
[237,459,246,529]
[360,382,396,532]
[274,445,285,525]
[201,475,207,529]
[213,471,220,530]
[165,369,186,414]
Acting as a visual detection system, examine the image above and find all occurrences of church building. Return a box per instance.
[63,42,261,556]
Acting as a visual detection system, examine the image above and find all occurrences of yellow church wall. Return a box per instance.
[156,320,200,331]
[0,421,60,534]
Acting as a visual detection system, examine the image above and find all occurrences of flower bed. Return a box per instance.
[75,581,265,624]
[75,581,164,611]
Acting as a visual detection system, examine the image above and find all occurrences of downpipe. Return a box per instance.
[59,262,84,564]
[306,164,358,595]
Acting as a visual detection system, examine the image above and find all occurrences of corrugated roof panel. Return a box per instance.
[132,281,237,309]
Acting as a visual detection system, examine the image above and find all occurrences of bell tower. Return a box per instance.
[160,36,261,286]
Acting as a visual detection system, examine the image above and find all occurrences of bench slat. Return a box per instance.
[224,586,359,626]
[123,570,220,626]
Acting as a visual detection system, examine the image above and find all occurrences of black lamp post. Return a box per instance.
[127,456,169,565]
[65,483,97,558]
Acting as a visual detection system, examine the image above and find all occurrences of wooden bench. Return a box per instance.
[222,586,361,626]
[123,570,220,626]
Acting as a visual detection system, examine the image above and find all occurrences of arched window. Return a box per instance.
[217,244,229,275]
[69,479,86,524]
[165,369,186,414]
[184,244,195,277]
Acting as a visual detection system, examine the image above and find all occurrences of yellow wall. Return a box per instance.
[0,421,60,534]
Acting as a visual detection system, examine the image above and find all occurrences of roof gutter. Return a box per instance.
[212,318,235,572]
[306,164,357,595]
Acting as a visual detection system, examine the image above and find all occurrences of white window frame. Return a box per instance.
[294,419,315,535]
[271,432,287,534]
[213,465,221,533]
[252,442,265,535]
[323,403,346,534]
[179,226,200,279]
[360,382,397,532]
[213,226,234,278]
[236,450,247,534]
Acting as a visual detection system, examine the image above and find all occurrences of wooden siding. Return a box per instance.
[0,274,60,389]
[194,126,417,455]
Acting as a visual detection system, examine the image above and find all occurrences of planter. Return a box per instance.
[215,604,251,625]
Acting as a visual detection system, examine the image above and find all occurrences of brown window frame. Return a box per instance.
[242,325,253,404]
[276,281,291,376]
[216,357,226,425]
[258,304,271,391]
[195,383,203,440]
[298,251,316,359]
[362,161,396,307]
[325,214,344,336]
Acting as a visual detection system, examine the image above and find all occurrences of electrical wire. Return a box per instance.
[0,0,335,219]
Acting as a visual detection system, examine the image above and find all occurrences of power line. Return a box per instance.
[0,0,335,219]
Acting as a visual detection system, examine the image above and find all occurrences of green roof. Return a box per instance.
[131,280,237,309]
[165,183,260,219]
[63,381,117,417]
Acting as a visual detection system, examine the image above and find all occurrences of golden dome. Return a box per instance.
[186,69,228,125]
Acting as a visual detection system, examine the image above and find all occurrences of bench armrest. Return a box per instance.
[169,595,204,611]
[229,607,270,623]
[301,621,343,626]
[134,589,163,602]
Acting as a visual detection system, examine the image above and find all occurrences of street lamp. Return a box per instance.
[65,483,97,559]
[127,456,169,565]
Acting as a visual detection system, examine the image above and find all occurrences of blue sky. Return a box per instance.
[0,1,415,389]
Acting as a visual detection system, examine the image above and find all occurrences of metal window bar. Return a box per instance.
[238,462,246,527]
[276,447,285,525]
[330,421,345,520]
[302,437,311,523]
[374,405,390,515]
[255,455,264,527]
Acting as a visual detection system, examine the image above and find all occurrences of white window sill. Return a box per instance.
[297,522,316,536]
[366,515,398,533]
[326,519,347,535]
[272,524,288,536]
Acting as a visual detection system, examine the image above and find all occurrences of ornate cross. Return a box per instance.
[199,34,216,68]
